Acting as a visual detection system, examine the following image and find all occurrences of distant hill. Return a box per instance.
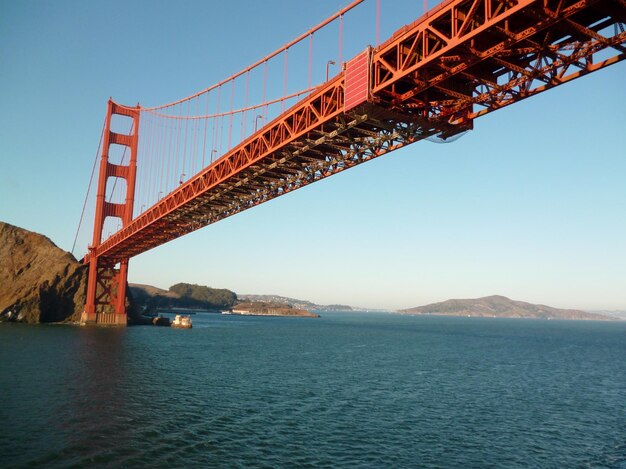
[129,283,237,312]
[238,294,353,312]
[399,295,618,320]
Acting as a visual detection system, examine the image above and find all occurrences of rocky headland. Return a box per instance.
[0,221,143,324]
[0,222,89,323]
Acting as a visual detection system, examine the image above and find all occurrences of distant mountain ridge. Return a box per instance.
[399,295,617,320]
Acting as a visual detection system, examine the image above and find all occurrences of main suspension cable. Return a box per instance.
[114,0,365,112]
[72,117,106,256]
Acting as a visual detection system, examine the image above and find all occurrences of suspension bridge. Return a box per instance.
[76,0,626,325]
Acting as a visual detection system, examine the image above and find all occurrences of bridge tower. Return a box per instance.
[81,99,140,326]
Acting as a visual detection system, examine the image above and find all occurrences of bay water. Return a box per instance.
[1,313,625,468]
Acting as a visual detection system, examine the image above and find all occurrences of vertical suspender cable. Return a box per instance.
[146,112,155,211]
[189,101,194,177]
[308,34,313,89]
[173,106,181,189]
[282,49,289,112]
[376,0,381,46]
[157,116,162,200]
[192,97,200,176]
[191,97,200,175]
[216,86,222,156]
[195,97,200,175]
[218,115,224,156]
[158,117,164,199]
[228,79,234,150]
[182,100,190,183]
[211,115,217,164]
[202,91,210,168]
[154,114,160,202]
[139,112,147,213]
[138,113,145,212]
[147,115,153,211]
[165,113,173,197]
[72,117,106,256]
[339,14,343,66]
[192,98,198,174]
[212,90,219,162]
[243,71,250,137]
[263,61,268,121]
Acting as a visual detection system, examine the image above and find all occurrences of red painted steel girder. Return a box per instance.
[91,0,625,264]
[371,0,626,122]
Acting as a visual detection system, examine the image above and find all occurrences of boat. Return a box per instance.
[221,310,232,315]
[171,314,192,329]
[152,315,171,326]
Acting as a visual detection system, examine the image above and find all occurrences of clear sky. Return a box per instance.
[1,1,625,311]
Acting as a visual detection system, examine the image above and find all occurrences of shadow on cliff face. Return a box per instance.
[37,264,89,323]
[0,221,140,324]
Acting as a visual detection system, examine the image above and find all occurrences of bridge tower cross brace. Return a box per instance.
[81,99,140,326]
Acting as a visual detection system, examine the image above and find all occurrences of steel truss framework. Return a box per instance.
[85,0,625,320]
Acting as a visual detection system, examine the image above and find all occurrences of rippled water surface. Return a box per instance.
[1,313,625,468]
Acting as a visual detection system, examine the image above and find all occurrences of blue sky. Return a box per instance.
[1,1,625,311]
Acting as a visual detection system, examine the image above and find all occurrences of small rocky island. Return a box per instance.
[231,301,320,318]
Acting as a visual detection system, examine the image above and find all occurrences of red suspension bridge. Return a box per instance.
[77,0,626,325]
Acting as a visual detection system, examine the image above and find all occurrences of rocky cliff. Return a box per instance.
[0,222,88,323]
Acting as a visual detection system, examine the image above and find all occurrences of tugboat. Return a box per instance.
[152,314,171,327]
[171,314,192,329]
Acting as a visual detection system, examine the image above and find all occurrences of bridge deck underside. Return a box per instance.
[94,0,625,263]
